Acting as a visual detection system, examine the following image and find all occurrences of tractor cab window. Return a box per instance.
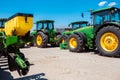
[94,11,110,26]
[48,22,53,30]
[93,8,120,26]
[37,22,42,30]
[43,23,47,29]
[0,20,5,28]
[72,24,80,30]
[81,23,87,27]
[72,23,88,30]
[111,10,120,22]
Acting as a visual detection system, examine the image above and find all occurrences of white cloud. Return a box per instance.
[108,2,117,7]
[98,1,107,6]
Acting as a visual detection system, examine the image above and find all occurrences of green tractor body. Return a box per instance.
[35,20,60,48]
[59,21,91,49]
[72,26,94,48]
[92,7,120,57]
[0,13,33,76]
[68,7,120,57]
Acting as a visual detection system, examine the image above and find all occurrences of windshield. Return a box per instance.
[72,24,79,30]
[0,20,6,28]
[37,22,42,30]
[93,9,120,26]
[43,23,47,29]
[111,11,120,22]
[72,23,87,30]
[37,22,54,30]
[48,22,53,30]
[94,11,110,25]
[81,23,88,27]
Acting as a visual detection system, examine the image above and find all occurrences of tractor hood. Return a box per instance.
[62,26,94,36]
[62,30,72,35]
[73,26,93,33]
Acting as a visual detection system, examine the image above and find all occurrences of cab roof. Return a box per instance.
[92,7,120,14]
[71,21,88,24]
[36,20,55,23]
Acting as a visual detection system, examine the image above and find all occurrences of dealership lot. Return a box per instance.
[0,47,120,80]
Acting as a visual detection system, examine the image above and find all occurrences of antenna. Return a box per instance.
[90,9,93,25]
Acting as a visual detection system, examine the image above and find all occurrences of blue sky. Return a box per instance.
[0,0,120,30]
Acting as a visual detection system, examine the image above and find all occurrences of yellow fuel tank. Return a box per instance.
[5,13,33,36]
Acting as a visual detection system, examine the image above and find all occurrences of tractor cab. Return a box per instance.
[70,21,88,30]
[35,20,61,48]
[0,18,7,31]
[92,7,120,57]
[59,21,89,49]
[36,20,54,31]
[92,7,120,32]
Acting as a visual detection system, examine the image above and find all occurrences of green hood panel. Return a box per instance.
[62,26,94,38]
[62,31,72,35]
[73,26,93,36]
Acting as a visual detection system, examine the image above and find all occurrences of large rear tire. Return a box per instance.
[35,32,48,48]
[95,26,120,57]
[68,33,85,52]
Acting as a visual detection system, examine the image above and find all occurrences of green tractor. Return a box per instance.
[67,7,120,57]
[59,21,89,49]
[35,20,61,48]
[0,13,33,76]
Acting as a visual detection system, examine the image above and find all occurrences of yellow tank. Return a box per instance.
[5,13,33,36]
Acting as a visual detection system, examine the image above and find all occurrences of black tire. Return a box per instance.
[60,34,68,43]
[56,34,62,46]
[68,33,85,52]
[8,53,16,71]
[35,32,48,48]
[95,26,120,57]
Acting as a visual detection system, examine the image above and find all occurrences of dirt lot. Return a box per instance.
[0,47,120,80]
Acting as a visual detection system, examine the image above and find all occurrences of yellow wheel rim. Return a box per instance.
[100,32,118,52]
[69,37,77,48]
[36,35,42,46]
[62,38,65,43]
[54,37,56,41]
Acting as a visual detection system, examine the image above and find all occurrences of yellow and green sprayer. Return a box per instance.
[0,13,33,76]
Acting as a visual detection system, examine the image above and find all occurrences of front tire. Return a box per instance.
[35,32,48,48]
[95,26,120,57]
[68,33,85,52]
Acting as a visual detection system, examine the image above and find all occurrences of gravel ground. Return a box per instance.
[0,47,120,80]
